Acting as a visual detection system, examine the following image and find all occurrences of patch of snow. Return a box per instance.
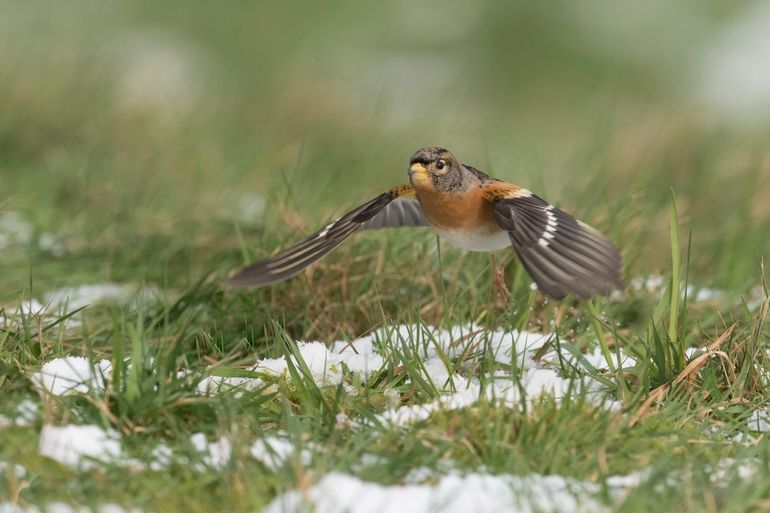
[39,424,122,469]
[0,461,27,478]
[0,299,80,331]
[220,192,267,226]
[250,436,312,470]
[629,274,666,295]
[520,368,572,397]
[44,283,159,311]
[684,347,700,359]
[31,357,112,396]
[190,433,231,469]
[2,283,159,332]
[0,504,41,513]
[15,399,39,426]
[0,299,47,327]
[0,212,33,250]
[746,286,766,312]
[708,457,762,485]
[203,338,385,391]
[382,387,401,408]
[687,286,724,302]
[356,325,629,426]
[0,399,38,428]
[402,461,462,484]
[264,471,612,513]
[38,232,70,257]
[543,345,636,371]
[627,275,726,303]
[18,299,47,315]
[256,340,383,386]
[207,324,631,427]
[148,443,173,471]
[196,374,264,396]
[730,432,757,446]
[748,409,770,432]
[376,387,480,426]
[1,284,159,331]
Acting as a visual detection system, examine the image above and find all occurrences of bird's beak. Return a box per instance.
[408,163,428,182]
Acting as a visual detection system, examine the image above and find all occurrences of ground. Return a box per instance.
[2,2,770,512]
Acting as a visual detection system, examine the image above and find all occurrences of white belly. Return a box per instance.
[434,227,511,252]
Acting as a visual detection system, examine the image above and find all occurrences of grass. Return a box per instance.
[2,1,770,512]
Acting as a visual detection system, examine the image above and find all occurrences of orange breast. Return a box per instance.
[415,186,500,233]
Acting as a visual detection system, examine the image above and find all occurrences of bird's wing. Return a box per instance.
[226,185,427,288]
[484,184,623,299]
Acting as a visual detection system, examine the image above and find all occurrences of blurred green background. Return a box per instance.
[2,0,770,298]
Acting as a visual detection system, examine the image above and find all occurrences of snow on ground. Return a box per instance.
[28,324,631,427]
[37,232,70,257]
[1,283,159,331]
[0,300,55,330]
[255,340,375,386]
[23,321,768,511]
[189,433,232,470]
[0,282,160,329]
[218,192,267,226]
[748,409,770,433]
[35,424,294,472]
[0,462,27,479]
[250,436,313,470]
[28,324,631,473]
[39,425,123,469]
[35,422,229,471]
[747,286,768,312]
[0,211,33,250]
[264,471,620,513]
[44,283,159,311]
[0,399,39,428]
[31,358,113,396]
[627,274,726,303]
[264,458,763,513]
[196,373,265,395]
[224,324,631,427]
[0,211,71,256]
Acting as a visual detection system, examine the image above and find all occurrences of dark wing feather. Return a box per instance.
[491,194,623,299]
[226,192,427,288]
[363,198,428,230]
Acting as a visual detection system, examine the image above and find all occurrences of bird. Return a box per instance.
[226,147,624,299]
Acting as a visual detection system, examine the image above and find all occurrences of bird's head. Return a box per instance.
[407,147,465,193]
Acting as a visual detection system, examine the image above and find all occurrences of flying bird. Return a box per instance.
[226,147,623,299]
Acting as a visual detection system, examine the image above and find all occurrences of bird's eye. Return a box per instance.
[435,159,447,170]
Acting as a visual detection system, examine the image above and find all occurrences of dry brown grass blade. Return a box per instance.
[672,323,737,386]
[629,382,670,427]
[629,323,737,427]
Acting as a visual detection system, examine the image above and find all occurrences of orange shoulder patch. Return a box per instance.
[390,184,417,199]
[481,182,531,201]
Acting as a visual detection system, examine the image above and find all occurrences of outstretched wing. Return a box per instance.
[226,185,427,288]
[486,185,623,299]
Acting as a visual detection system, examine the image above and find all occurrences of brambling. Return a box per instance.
[227,147,623,299]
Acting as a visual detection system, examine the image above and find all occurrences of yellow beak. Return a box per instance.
[408,163,429,182]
